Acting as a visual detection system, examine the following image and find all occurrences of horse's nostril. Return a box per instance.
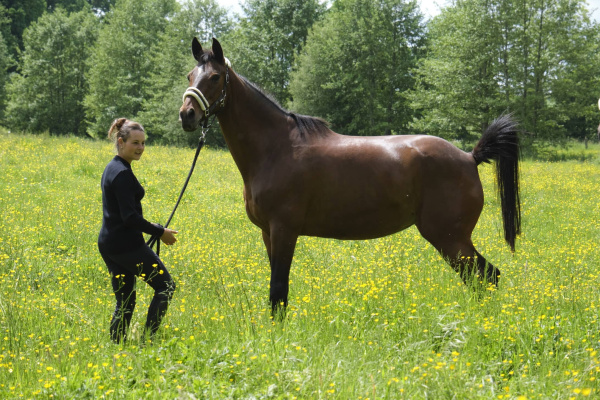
[180,108,195,123]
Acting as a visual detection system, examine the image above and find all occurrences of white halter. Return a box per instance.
[182,87,211,115]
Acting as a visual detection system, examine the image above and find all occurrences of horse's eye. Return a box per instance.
[210,74,220,82]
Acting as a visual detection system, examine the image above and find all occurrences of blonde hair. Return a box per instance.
[107,118,145,150]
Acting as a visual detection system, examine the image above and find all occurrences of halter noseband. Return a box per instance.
[183,59,230,119]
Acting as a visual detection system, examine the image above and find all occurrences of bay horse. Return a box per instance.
[179,38,521,313]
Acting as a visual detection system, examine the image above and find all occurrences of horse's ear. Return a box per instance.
[192,37,203,62]
[212,37,225,64]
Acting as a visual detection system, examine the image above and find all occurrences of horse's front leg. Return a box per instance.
[263,226,298,317]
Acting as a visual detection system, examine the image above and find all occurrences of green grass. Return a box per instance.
[1,132,600,399]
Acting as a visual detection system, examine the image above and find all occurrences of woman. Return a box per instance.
[98,118,178,343]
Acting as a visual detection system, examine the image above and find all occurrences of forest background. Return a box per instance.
[1,0,600,155]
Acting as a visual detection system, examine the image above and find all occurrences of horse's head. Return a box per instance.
[179,37,230,132]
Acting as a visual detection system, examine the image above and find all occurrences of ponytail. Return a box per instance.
[108,118,128,141]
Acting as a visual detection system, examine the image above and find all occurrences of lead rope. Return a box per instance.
[147,118,212,256]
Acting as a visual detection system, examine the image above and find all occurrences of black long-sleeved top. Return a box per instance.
[98,156,164,254]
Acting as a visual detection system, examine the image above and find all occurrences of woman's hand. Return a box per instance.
[160,228,178,245]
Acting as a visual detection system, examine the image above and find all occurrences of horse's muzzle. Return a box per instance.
[179,107,200,132]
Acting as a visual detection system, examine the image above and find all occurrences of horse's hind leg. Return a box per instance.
[416,179,500,287]
[434,240,500,287]
[423,236,500,287]
[474,250,500,285]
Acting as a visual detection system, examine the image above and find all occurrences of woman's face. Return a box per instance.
[118,130,145,163]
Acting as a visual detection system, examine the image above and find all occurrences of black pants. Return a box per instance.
[99,244,176,343]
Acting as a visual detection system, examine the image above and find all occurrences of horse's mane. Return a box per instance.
[239,75,331,140]
[200,49,330,139]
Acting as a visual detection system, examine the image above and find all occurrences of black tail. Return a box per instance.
[472,115,521,252]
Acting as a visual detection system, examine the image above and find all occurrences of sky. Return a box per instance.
[214,0,600,22]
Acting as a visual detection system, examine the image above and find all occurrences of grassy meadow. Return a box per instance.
[1,131,600,399]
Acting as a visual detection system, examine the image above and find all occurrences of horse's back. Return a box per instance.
[312,133,476,182]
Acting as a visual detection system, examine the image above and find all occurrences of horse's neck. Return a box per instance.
[217,75,292,179]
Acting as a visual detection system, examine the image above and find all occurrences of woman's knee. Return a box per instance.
[152,275,176,300]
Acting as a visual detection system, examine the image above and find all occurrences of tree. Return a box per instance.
[84,0,176,137]
[0,0,47,66]
[290,0,426,136]
[4,8,98,135]
[86,0,114,14]
[223,0,325,106]
[46,0,114,13]
[46,0,88,12]
[547,4,600,143]
[137,0,232,146]
[0,31,8,122]
[408,0,599,148]
[407,0,503,143]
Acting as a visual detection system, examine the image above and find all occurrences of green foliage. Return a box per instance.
[84,0,176,137]
[0,32,8,121]
[551,14,600,142]
[290,0,426,136]
[408,0,505,142]
[46,0,88,12]
[4,8,98,135]
[137,0,232,147]
[0,2,7,26]
[1,0,599,150]
[409,0,600,147]
[0,0,46,64]
[47,0,115,13]
[223,0,325,106]
[86,0,114,13]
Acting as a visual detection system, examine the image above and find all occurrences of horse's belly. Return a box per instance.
[301,199,416,240]
[303,218,415,240]
[298,158,419,239]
